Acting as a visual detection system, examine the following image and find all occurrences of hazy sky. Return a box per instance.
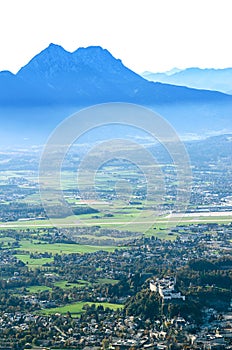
[1,0,231,74]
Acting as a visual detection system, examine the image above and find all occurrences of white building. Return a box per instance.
[150,276,185,301]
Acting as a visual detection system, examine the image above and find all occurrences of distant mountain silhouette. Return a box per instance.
[0,44,232,106]
[186,133,232,162]
[149,133,232,164]
[142,67,232,94]
[0,44,232,145]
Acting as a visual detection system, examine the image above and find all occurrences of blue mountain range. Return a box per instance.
[0,44,232,144]
[1,44,232,106]
[142,68,232,94]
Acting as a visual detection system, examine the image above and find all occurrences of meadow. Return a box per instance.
[40,301,124,316]
[17,240,120,255]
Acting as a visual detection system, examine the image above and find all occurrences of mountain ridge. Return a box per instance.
[0,44,232,144]
[142,67,232,94]
[1,44,232,106]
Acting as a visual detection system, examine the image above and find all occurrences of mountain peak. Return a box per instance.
[17,43,72,78]
[74,45,105,52]
[17,44,120,79]
[73,45,119,61]
[45,43,70,54]
[36,43,70,58]
[48,43,64,49]
[71,45,124,74]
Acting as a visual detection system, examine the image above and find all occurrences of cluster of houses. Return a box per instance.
[0,310,232,349]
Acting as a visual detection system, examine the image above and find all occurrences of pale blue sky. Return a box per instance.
[0,0,231,73]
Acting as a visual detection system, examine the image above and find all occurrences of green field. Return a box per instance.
[0,236,16,247]
[54,280,90,289]
[0,211,231,233]
[18,240,120,255]
[15,279,118,295]
[26,285,52,293]
[15,254,54,268]
[41,301,124,316]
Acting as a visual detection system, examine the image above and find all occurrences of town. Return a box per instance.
[0,221,231,349]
